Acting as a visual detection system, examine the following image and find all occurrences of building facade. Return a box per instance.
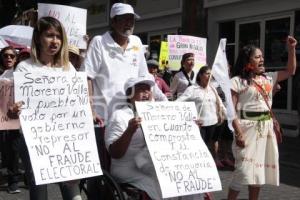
[67,0,299,135]
[70,0,183,58]
[205,0,300,135]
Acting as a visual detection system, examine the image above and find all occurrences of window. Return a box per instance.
[264,18,290,69]
[219,15,296,111]
[273,79,288,109]
[219,21,235,66]
[264,17,290,109]
[239,22,260,49]
[293,11,300,112]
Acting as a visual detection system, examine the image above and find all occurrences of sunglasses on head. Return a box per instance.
[2,54,16,59]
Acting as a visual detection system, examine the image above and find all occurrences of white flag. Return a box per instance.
[211,39,235,129]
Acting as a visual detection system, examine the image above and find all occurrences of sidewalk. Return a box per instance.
[213,136,300,200]
[1,136,300,200]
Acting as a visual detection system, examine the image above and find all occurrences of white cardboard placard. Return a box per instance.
[14,71,102,185]
[135,101,221,198]
[38,3,87,49]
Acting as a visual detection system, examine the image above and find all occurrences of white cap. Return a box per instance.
[110,3,140,19]
[124,75,155,92]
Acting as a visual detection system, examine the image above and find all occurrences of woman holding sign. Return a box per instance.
[12,16,82,200]
[106,75,203,200]
[227,36,297,200]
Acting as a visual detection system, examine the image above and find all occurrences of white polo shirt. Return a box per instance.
[82,31,164,122]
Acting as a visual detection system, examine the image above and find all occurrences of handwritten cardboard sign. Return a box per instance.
[38,3,87,49]
[135,101,221,198]
[0,79,20,130]
[168,35,206,71]
[14,72,102,185]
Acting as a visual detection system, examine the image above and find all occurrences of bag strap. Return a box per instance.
[252,79,275,118]
[210,85,222,112]
[181,70,194,86]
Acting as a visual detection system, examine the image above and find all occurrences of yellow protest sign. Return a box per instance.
[159,41,169,70]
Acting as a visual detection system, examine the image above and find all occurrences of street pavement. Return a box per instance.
[1,136,300,200]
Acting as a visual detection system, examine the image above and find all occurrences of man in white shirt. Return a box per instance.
[82,2,166,124]
[81,3,166,199]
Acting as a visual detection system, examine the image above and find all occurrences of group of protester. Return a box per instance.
[0,2,298,200]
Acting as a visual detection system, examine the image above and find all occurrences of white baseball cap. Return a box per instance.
[110,3,140,19]
[124,75,155,92]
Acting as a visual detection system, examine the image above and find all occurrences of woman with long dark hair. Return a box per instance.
[227,36,297,200]
[12,16,82,200]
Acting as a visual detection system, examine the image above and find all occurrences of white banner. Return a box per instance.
[14,72,102,185]
[211,39,235,128]
[38,3,87,49]
[135,101,221,199]
[167,35,206,71]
